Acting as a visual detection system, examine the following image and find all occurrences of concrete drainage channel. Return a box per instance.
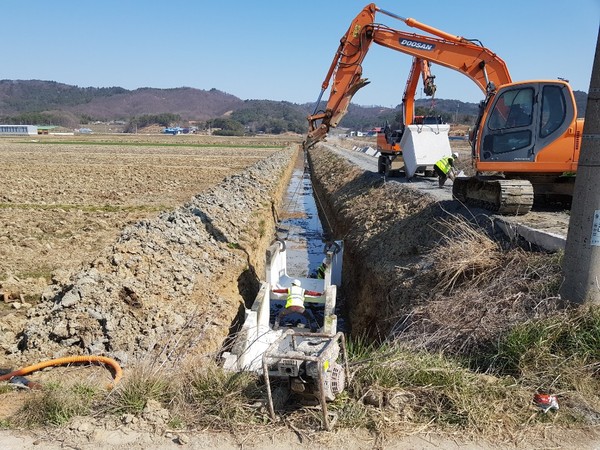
[272,153,347,331]
[221,149,349,429]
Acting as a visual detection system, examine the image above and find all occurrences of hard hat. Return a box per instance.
[322,258,327,264]
[452,152,459,159]
[292,279,301,286]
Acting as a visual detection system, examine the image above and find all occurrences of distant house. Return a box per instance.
[0,125,38,135]
[36,126,58,135]
[164,127,183,135]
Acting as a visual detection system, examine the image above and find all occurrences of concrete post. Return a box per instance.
[560,28,600,304]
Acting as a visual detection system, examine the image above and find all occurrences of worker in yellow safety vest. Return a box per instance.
[316,259,327,279]
[272,279,321,332]
[434,152,459,188]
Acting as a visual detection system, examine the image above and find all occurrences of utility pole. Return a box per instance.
[560,28,600,304]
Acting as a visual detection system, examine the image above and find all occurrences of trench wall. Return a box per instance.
[15,145,299,365]
[308,146,465,338]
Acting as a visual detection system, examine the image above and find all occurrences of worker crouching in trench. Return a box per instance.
[272,279,321,332]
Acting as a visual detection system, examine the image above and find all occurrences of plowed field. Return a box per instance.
[0,134,292,300]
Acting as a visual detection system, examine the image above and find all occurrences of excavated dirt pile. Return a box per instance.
[6,146,297,366]
[308,146,562,353]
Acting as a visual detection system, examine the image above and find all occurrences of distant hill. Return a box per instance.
[0,80,243,122]
[573,90,588,117]
[0,79,588,132]
[71,87,244,122]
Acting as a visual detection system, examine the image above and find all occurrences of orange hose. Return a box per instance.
[0,355,123,388]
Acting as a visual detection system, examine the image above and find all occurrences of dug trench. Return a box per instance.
[3,142,476,369]
[0,138,585,441]
[0,139,563,377]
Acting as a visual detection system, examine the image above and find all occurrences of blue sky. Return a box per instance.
[3,1,598,107]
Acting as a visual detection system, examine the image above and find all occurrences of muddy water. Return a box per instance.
[276,158,326,278]
[274,155,347,331]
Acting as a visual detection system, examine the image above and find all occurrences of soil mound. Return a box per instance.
[308,147,562,353]
[8,146,297,366]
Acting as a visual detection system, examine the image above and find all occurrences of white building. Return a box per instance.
[0,125,38,135]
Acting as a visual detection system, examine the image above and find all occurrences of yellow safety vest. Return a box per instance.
[435,156,453,175]
[286,285,305,308]
[317,264,326,279]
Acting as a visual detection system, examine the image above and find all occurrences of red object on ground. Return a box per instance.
[533,393,559,412]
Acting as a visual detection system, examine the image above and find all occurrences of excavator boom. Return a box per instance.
[304,3,512,150]
[304,4,377,149]
[305,3,583,215]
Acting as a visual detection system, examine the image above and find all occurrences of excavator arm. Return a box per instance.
[304,3,512,149]
[304,4,377,149]
[403,57,436,128]
[379,57,435,152]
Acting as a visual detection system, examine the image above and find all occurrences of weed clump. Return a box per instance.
[15,382,99,427]
[493,306,600,386]
[183,362,264,429]
[428,216,503,293]
[342,338,533,437]
[104,364,173,415]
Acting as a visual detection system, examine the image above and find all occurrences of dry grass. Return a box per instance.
[104,364,174,416]
[427,215,503,294]
[5,326,597,442]
[181,361,265,429]
[13,382,99,427]
[391,215,563,357]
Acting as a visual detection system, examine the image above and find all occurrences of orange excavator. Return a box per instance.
[304,3,584,214]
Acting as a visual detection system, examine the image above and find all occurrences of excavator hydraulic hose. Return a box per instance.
[0,355,123,389]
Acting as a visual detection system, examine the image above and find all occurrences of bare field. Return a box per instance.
[0,134,296,292]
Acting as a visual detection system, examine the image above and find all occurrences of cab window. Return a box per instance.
[488,88,534,130]
[484,88,534,154]
[540,85,566,138]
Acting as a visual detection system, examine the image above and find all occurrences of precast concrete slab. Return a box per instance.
[494,217,566,252]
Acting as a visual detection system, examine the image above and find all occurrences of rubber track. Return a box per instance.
[453,178,534,215]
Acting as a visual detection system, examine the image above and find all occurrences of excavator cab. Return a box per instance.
[454,80,581,214]
[376,123,403,175]
[378,121,403,151]
[477,81,577,167]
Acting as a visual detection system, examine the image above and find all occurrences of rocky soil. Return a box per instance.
[0,136,297,368]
